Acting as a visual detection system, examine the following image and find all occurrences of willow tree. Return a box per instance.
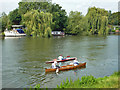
[18,2,67,31]
[23,10,53,37]
[66,11,88,35]
[98,16,109,35]
[86,7,109,35]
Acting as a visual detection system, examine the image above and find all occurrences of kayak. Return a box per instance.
[45,57,76,64]
[45,62,86,73]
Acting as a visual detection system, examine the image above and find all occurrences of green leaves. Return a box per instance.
[66,11,87,35]
[108,12,120,25]
[18,2,67,32]
[86,7,109,35]
[0,12,8,32]
[8,9,22,25]
[23,10,53,37]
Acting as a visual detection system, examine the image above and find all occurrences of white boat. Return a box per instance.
[51,31,65,36]
[4,29,26,37]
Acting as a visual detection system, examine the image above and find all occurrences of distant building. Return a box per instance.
[51,31,65,36]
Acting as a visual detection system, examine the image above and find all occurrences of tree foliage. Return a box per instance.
[23,10,53,37]
[18,2,67,31]
[108,12,120,25]
[86,7,109,35]
[66,11,88,35]
[8,9,22,25]
[0,12,8,32]
[66,7,110,35]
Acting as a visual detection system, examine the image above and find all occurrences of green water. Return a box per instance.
[1,35,118,88]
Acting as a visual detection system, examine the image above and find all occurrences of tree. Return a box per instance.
[0,12,8,32]
[66,11,88,35]
[8,9,22,25]
[108,12,120,25]
[86,7,109,35]
[18,2,67,31]
[23,10,53,37]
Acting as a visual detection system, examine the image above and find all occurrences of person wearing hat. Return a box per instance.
[52,59,60,68]
[58,55,63,60]
[73,58,79,66]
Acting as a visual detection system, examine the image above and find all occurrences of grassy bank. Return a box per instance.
[34,71,119,89]
[57,72,119,88]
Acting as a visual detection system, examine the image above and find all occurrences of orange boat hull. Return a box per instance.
[45,62,86,72]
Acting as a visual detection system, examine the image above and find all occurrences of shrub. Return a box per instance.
[112,30,115,32]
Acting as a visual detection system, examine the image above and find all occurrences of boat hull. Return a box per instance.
[45,57,76,64]
[4,31,26,37]
[4,33,26,37]
[45,62,86,72]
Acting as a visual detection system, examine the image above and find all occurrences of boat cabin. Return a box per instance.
[15,29,25,34]
[12,25,25,34]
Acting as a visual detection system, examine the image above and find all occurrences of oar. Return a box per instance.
[56,62,61,74]
[56,68,59,73]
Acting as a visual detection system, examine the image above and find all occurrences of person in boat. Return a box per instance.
[52,59,61,69]
[69,58,79,66]
[58,55,64,60]
[73,58,79,66]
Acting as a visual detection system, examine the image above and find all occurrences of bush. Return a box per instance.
[80,75,97,86]
[112,30,115,32]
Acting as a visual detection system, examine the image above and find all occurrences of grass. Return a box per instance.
[57,71,120,88]
[33,71,119,89]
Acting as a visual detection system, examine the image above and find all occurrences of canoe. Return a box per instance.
[45,57,76,64]
[45,62,86,73]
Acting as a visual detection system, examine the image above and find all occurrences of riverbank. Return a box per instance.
[57,71,119,88]
[34,71,119,88]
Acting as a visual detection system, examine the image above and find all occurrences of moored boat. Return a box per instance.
[4,29,26,37]
[45,62,86,72]
[45,57,76,64]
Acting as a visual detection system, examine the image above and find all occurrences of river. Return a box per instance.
[1,35,118,88]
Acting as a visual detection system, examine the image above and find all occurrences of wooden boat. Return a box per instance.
[45,57,76,64]
[45,62,86,73]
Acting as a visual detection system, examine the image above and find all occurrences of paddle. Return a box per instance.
[56,68,59,73]
[56,62,62,74]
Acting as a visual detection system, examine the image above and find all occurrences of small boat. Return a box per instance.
[45,62,86,73]
[45,57,76,64]
[51,31,65,36]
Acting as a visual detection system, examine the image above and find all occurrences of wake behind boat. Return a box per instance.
[45,57,76,64]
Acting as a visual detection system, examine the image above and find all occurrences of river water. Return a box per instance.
[1,35,118,88]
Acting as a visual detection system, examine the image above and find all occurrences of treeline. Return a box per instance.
[0,1,119,37]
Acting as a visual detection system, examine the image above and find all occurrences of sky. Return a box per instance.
[0,0,119,15]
